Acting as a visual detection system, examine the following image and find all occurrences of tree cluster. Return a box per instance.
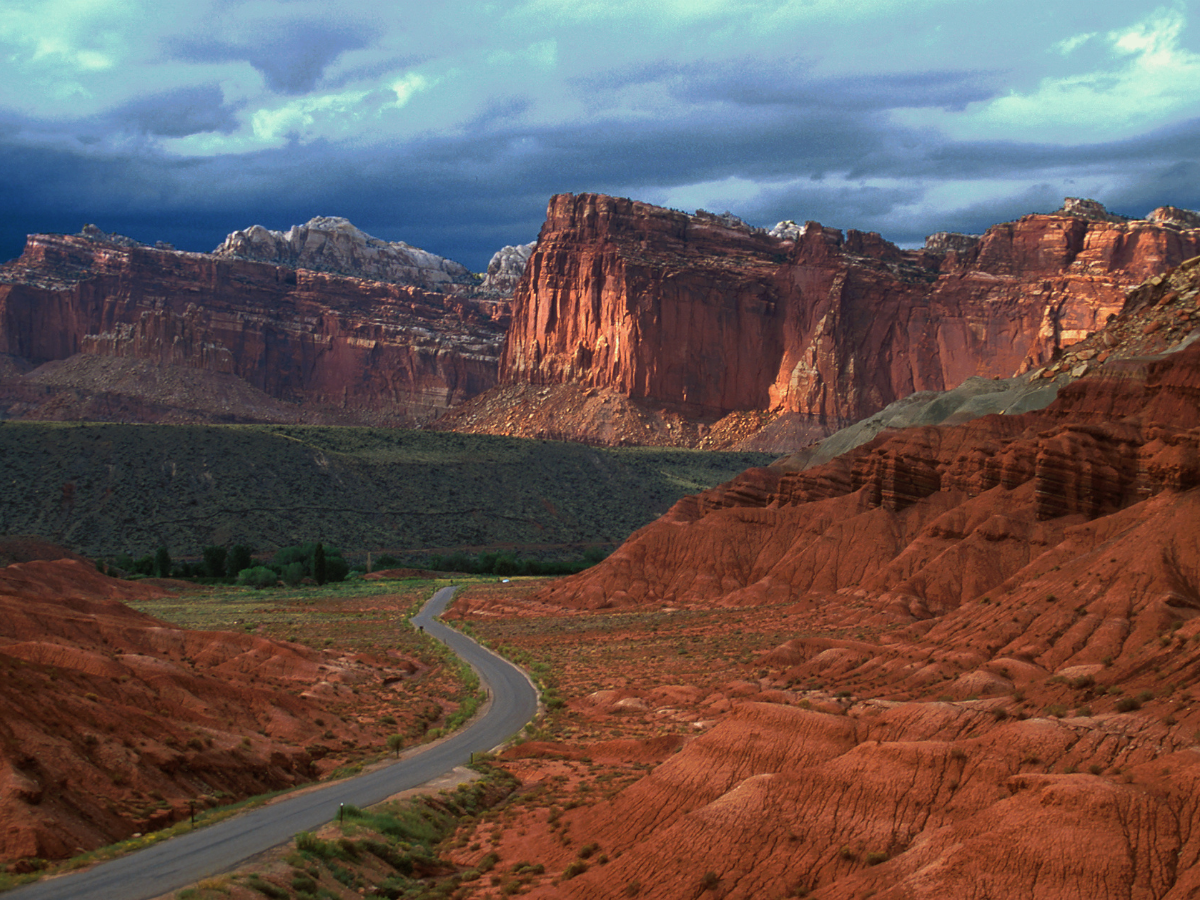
[109,541,348,588]
[378,546,609,577]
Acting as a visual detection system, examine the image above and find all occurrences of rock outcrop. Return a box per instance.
[212,216,478,288]
[495,193,1200,446]
[531,253,1200,613]
[480,242,536,295]
[0,232,507,425]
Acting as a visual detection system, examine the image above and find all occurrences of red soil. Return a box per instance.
[442,285,1200,898]
[0,560,426,863]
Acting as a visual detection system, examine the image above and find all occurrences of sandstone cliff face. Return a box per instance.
[532,251,1200,613]
[212,216,477,288]
[0,233,506,425]
[500,193,1200,440]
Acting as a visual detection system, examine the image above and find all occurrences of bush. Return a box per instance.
[238,566,278,589]
[245,875,288,899]
[1115,696,1141,713]
[326,555,350,583]
[281,562,305,586]
[290,872,318,896]
[564,861,588,879]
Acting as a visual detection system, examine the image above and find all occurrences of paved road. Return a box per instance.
[10,586,538,900]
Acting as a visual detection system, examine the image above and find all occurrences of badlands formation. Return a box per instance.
[0,549,456,866]
[434,253,1200,899]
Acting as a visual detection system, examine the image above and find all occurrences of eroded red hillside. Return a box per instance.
[0,559,426,863]
[438,258,1200,899]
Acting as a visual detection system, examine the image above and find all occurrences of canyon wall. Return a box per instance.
[3,196,1197,437]
[500,194,1200,439]
[0,233,507,425]
[531,254,1200,613]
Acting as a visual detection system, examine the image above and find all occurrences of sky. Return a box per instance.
[2,0,1199,270]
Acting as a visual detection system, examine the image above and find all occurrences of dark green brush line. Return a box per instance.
[0,422,775,558]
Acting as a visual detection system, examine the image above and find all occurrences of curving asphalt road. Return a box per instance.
[9,586,539,900]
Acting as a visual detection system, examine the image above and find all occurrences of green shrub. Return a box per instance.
[238,566,277,589]
[564,861,588,879]
[281,561,305,586]
[244,875,288,899]
[226,543,254,577]
[290,872,318,896]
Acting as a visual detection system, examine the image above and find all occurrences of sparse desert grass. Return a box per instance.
[127,577,434,654]
[126,578,494,758]
[455,597,798,743]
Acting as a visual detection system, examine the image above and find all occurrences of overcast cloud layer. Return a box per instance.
[2,0,1198,269]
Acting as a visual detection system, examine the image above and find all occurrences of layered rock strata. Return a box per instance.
[532,253,1200,613]
[489,260,1200,900]
[499,193,1200,444]
[0,232,507,425]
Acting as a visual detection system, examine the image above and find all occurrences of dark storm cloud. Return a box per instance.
[673,65,1001,114]
[575,60,1000,113]
[863,117,1200,203]
[555,62,996,188]
[107,85,239,138]
[4,63,1200,275]
[171,21,371,94]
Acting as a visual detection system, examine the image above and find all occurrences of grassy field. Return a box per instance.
[0,422,774,560]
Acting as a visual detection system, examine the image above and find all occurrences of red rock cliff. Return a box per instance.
[0,234,507,424]
[501,193,1200,433]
